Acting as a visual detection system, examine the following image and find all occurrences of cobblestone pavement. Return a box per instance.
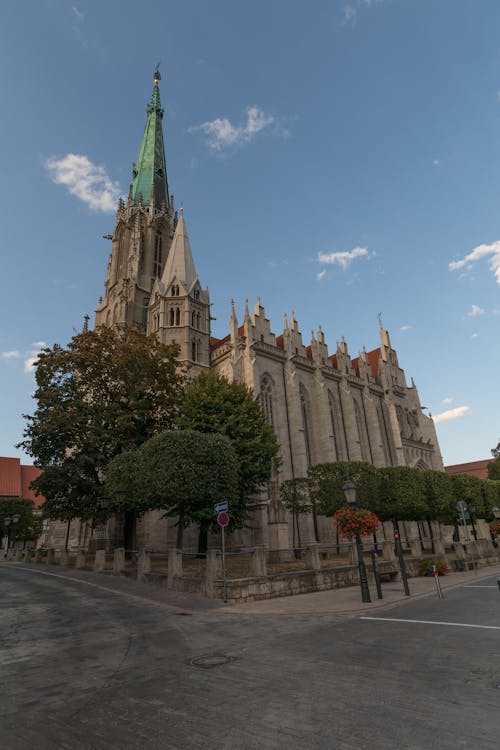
[1,561,500,749]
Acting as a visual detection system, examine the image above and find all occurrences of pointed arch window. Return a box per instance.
[192,340,196,361]
[300,383,314,467]
[353,399,368,461]
[175,308,180,326]
[153,233,163,277]
[328,391,342,461]
[169,308,174,326]
[260,374,274,426]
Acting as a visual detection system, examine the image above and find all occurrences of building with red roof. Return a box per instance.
[445,459,493,480]
[0,457,44,507]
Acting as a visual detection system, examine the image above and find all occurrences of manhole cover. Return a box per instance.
[191,654,234,669]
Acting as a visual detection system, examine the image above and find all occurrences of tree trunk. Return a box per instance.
[197,523,208,556]
[64,519,71,551]
[176,514,184,550]
[427,518,435,554]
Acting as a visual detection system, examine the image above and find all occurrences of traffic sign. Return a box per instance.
[214,501,228,514]
[217,511,229,527]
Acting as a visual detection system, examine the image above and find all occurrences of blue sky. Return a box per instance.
[1,0,499,466]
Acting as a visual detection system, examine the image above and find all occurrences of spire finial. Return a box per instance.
[83,314,90,333]
[154,64,161,85]
[378,312,383,330]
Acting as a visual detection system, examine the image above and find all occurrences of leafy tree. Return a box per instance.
[492,440,500,459]
[280,477,312,548]
[421,470,455,523]
[377,466,428,522]
[131,430,239,548]
[488,458,500,481]
[0,498,40,547]
[18,326,183,523]
[449,473,484,515]
[307,461,380,516]
[177,371,280,504]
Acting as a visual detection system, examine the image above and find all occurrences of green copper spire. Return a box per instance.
[130,69,170,208]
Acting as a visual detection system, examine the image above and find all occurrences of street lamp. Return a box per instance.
[341,478,371,603]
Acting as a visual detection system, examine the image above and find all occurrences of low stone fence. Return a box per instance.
[8,536,500,602]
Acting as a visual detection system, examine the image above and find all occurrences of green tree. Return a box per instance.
[492,440,500,459]
[131,430,239,549]
[377,466,428,522]
[18,326,183,523]
[307,461,380,516]
[0,498,39,548]
[421,470,455,523]
[280,477,312,549]
[488,458,500,480]
[177,371,280,504]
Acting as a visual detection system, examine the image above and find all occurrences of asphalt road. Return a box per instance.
[1,563,500,749]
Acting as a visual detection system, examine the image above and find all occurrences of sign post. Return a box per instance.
[215,503,229,602]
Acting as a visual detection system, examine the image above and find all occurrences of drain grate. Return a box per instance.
[191,654,234,669]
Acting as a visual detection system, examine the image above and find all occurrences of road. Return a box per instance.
[1,563,500,749]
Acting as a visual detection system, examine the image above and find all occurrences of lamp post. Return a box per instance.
[341,478,371,603]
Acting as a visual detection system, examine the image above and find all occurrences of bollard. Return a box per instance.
[93,549,106,572]
[113,547,125,575]
[137,550,151,582]
[75,551,86,569]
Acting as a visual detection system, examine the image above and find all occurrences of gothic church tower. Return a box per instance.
[95,70,176,331]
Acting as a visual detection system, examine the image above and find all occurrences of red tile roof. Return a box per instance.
[0,457,45,506]
[445,459,493,480]
[275,335,284,350]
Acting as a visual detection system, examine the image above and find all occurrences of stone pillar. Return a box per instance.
[23,548,32,563]
[381,539,396,563]
[167,549,182,589]
[433,538,445,556]
[34,548,42,563]
[454,542,466,560]
[137,550,151,582]
[15,549,23,561]
[250,547,267,577]
[94,549,106,572]
[46,548,55,565]
[60,550,70,567]
[305,543,321,572]
[409,538,422,558]
[75,551,86,569]
[205,550,220,597]
[113,548,125,575]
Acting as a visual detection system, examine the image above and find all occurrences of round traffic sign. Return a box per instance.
[217,511,229,527]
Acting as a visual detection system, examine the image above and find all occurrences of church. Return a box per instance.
[93,70,443,551]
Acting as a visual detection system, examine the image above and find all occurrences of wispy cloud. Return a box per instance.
[317,270,327,282]
[434,405,471,424]
[450,241,500,286]
[399,325,411,332]
[442,397,454,405]
[341,0,385,25]
[45,154,121,212]
[24,342,47,374]
[467,304,485,317]
[190,106,275,151]
[317,246,371,270]
[2,351,20,360]
[72,5,84,22]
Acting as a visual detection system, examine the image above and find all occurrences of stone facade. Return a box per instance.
[46,72,445,553]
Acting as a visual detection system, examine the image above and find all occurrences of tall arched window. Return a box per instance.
[353,399,368,461]
[175,308,180,326]
[376,403,392,465]
[260,374,274,426]
[192,310,196,327]
[153,233,163,277]
[328,391,341,460]
[300,383,314,467]
[169,308,174,326]
[192,340,196,361]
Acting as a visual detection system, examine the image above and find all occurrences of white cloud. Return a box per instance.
[190,106,275,151]
[317,246,370,269]
[341,0,384,24]
[2,351,20,360]
[471,332,479,339]
[23,342,47,374]
[341,4,358,24]
[400,325,411,331]
[317,270,326,281]
[432,159,441,166]
[442,397,454,405]
[72,5,84,22]
[45,154,121,212]
[434,405,471,424]
[449,241,500,286]
[467,304,485,317]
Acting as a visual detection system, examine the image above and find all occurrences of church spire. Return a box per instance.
[130,68,170,209]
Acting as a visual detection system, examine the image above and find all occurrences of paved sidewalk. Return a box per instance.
[226,563,500,616]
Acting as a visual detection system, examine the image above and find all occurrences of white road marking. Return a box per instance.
[463,585,497,588]
[360,616,500,631]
